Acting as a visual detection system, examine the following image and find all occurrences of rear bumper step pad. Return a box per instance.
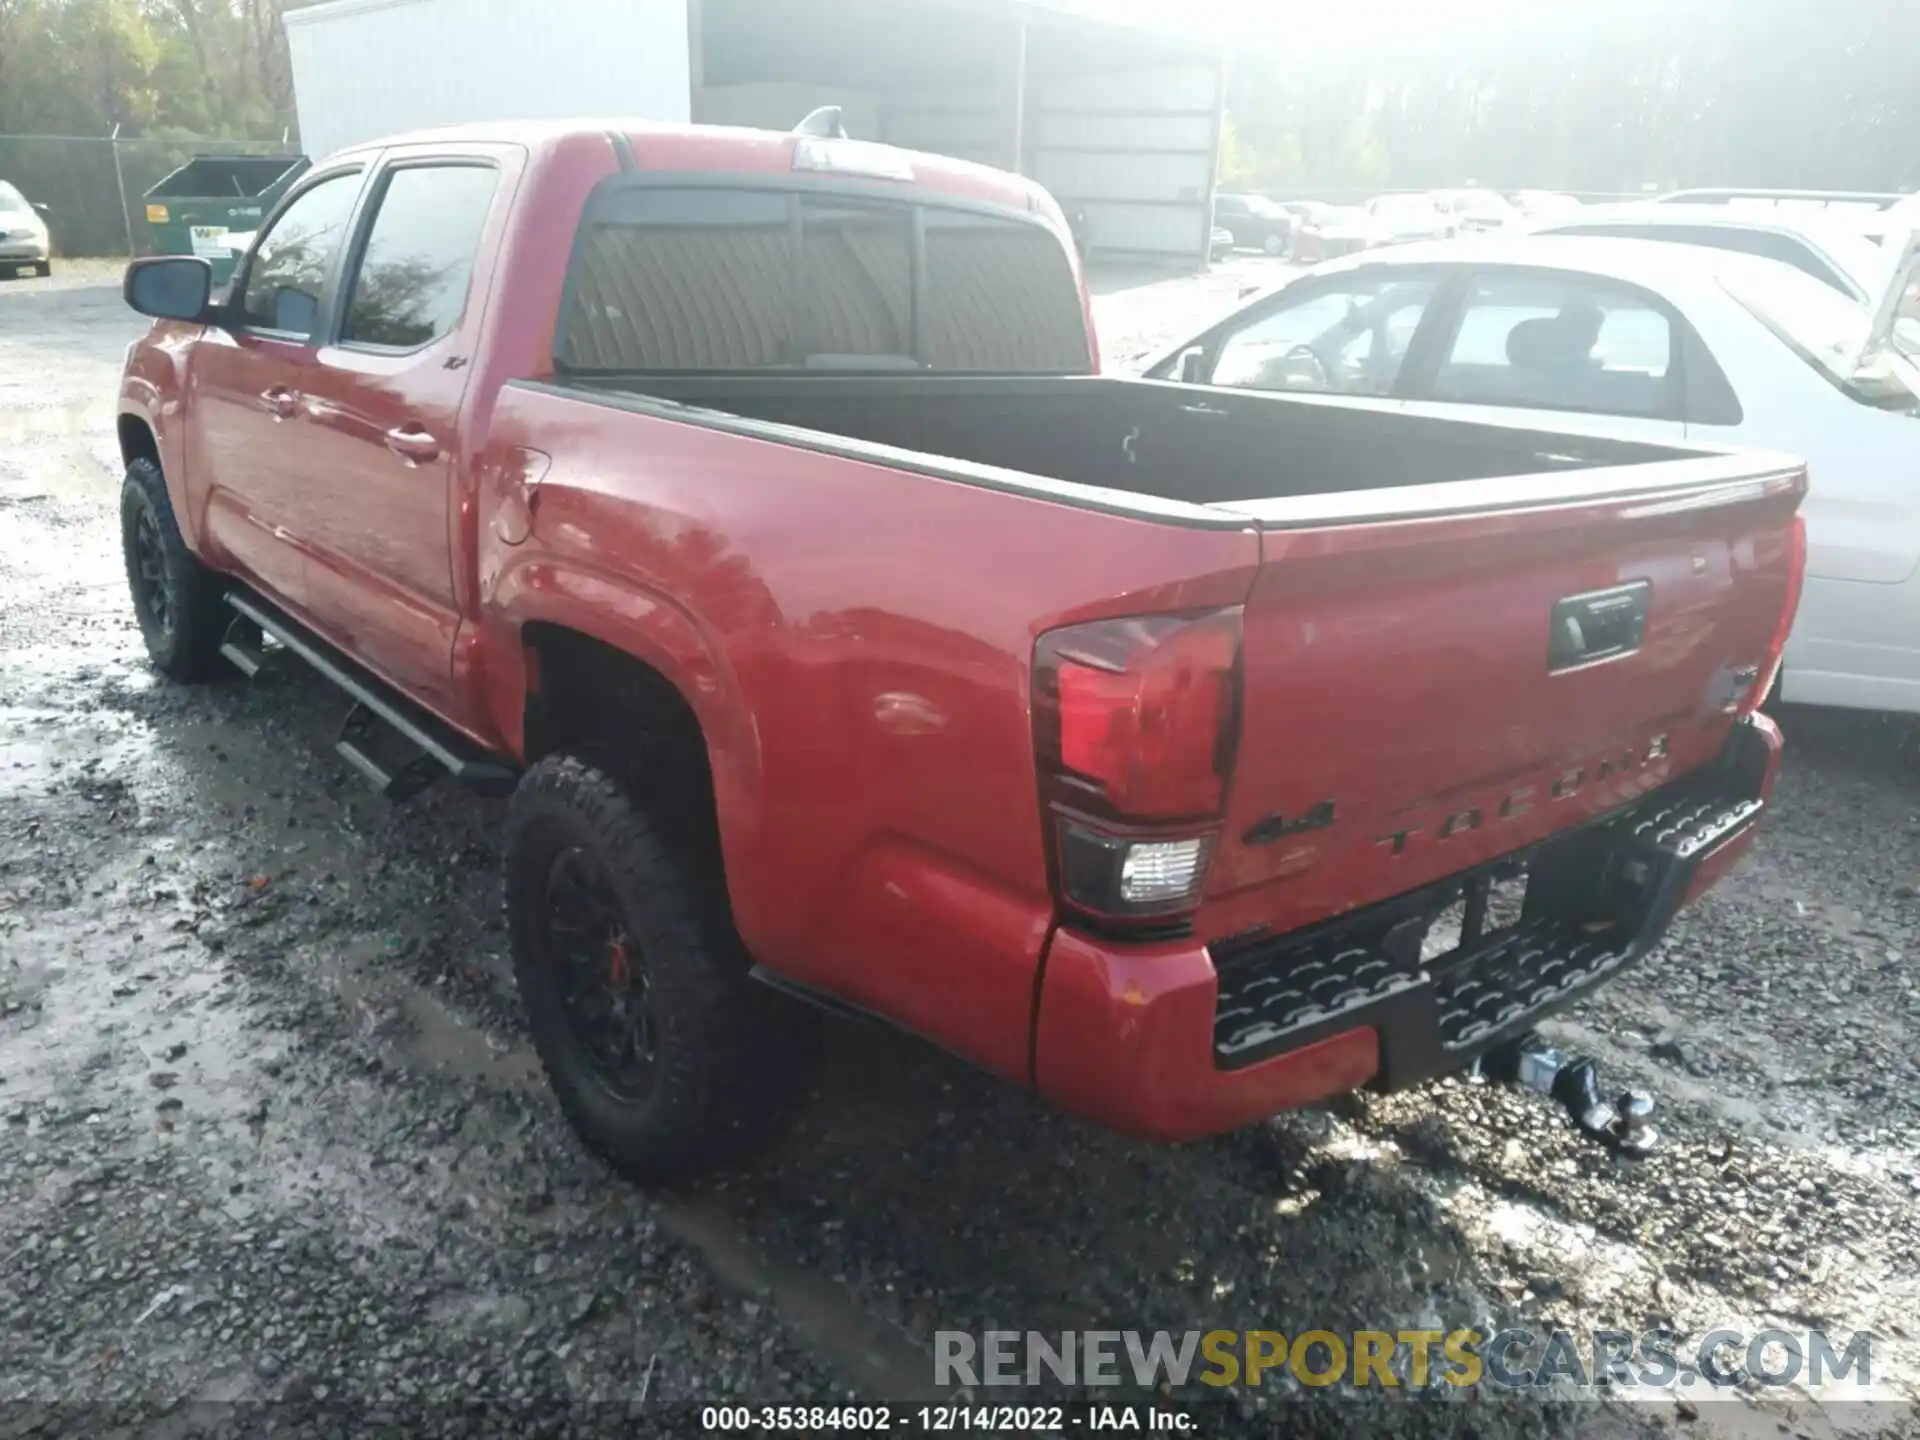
[1212,726,1772,1089]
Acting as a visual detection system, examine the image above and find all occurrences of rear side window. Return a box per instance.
[342,165,498,349]
[1431,271,1677,418]
[556,186,1090,374]
[239,170,362,334]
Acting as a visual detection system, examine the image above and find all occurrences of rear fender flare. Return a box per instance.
[484,560,763,854]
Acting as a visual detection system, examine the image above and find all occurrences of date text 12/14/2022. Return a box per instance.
[700,1404,1196,1431]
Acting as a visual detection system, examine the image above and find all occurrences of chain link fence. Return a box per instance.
[0,133,302,260]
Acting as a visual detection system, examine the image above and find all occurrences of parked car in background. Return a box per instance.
[1656,189,1916,245]
[1432,188,1519,234]
[1531,202,1895,306]
[1149,234,1920,715]
[1290,203,1376,263]
[1367,192,1454,245]
[1213,192,1292,255]
[0,180,51,278]
[1210,223,1235,261]
[116,120,1799,1178]
[1514,190,1584,221]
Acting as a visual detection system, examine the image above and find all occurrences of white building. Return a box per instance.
[283,0,1227,265]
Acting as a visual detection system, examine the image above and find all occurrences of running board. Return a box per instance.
[219,613,267,677]
[221,591,518,799]
[336,702,445,801]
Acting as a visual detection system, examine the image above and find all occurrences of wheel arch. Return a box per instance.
[118,412,161,472]
[517,620,745,899]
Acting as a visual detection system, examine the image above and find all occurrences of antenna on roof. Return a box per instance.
[793,106,849,139]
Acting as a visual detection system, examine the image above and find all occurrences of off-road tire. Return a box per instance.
[506,754,775,1183]
[121,457,227,680]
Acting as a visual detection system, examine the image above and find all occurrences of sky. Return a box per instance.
[1055,0,1564,57]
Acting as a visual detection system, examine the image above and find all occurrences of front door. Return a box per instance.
[186,166,368,610]
[282,152,510,720]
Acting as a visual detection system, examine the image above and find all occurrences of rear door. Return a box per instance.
[1395,267,1688,442]
[187,165,368,609]
[283,146,514,717]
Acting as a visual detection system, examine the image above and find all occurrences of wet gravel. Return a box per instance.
[3,271,1918,1439]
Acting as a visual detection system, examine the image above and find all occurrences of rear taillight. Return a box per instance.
[1741,515,1806,717]
[1033,609,1243,924]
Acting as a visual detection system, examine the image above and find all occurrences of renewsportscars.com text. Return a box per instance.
[935,1327,1875,1393]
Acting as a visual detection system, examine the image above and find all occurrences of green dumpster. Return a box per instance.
[142,154,310,284]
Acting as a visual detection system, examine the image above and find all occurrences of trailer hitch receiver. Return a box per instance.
[1480,1033,1658,1156]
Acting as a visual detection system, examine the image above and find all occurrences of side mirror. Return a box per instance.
[124,256,214,322]
[32,201,49,215]
[1176,347,1207,383]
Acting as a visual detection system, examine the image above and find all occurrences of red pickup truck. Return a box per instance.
[116,119,1804,1179]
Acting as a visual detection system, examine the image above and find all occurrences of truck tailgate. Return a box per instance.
[1200,455,1806,946]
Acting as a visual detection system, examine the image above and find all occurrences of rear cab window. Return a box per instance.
[555,184,1090,375]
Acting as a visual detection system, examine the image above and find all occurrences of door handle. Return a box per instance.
[260,387,298,420]
[383,425,441,464]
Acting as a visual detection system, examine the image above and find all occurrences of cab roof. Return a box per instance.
[330,118,1049,216]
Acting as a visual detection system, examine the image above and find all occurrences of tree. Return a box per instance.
[0,0,296,139]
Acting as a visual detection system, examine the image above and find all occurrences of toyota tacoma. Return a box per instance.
[115,118,1805,1179]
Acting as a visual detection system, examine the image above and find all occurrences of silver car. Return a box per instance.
[0,181,52,277]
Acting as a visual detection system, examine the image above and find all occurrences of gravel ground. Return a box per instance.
[3,265,1918,1440]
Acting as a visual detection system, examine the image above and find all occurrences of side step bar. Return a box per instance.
[219,612,267,678]
[222,591,518,799]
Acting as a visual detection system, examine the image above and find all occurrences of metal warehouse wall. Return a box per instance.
[696,83,884,139]
[1028,61,1221,262]
[882,86,1009,169]
[285,0,693,161]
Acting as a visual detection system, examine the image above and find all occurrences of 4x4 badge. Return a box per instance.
[1243,800,1336,847]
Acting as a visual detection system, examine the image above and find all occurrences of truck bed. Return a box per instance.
[569,372,1694,511]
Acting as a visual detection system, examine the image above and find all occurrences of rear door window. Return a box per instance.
[556,186,1089,373]
[238,170,363,335]
[1429,271,1677,418]
[340,164,498,349]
